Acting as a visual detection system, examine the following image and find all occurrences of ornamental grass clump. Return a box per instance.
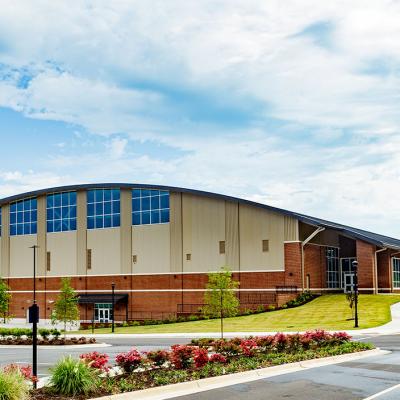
[48,356,99,396]
[0,366,30,400]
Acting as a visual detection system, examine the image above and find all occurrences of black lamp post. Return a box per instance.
[111,282,115,333]
[352,260,359,328]
[29,245,39,389]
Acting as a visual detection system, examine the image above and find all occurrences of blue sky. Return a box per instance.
[0,1,400,236]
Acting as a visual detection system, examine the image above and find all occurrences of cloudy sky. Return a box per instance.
[0,1,400,236]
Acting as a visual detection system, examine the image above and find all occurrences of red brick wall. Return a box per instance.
[284,242,302,287]
[377,250,391,291]
[356,240,376,291]
[304,244,326,290]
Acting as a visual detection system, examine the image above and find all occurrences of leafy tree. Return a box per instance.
[202,267,239,338]
[346,292,356,319]
[51,278,80,337]
[0,278,11,323]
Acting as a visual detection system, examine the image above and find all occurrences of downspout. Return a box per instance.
[301,227,325,292]
[374,247,387,294]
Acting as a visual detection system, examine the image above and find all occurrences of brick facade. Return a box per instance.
[356,240,376,292]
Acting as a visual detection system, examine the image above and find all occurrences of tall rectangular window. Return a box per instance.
[393,258,400,288]
[47,191,77,233]
[326,247,340,288]
[87,188,120,229]
[10,198,37,236]
[132,189,169,226]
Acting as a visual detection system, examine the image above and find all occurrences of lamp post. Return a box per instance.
[111,282,115,333]
[352,260,359,328]
[29,245,39,389]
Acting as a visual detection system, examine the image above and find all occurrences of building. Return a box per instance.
[0,183,399,323]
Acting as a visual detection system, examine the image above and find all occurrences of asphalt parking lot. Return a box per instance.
[0,334,399,399]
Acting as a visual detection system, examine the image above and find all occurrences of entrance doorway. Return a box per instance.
[340,257,356,291]
[343,273,355,293]
[94,303,113,323]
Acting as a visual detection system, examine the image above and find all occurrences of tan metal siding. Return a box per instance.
[170,192,183,272]
[132,224,170,273]
[86,228,120,275]
[1,204,10,276]
[182,194,226,272]
[76,190,87,275]
[239,204,285,271]
[46,231,77,276]
[284,216,299,241]
[225,201,239,269]
[37,195,47,276]
[120,189,132,273]
[9,235,37,277]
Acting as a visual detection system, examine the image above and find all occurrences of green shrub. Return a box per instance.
[48,356,99,396]
[267,305,276,311]
[0,368,30,400]
[38,328,51,340]
[50,328,61,339]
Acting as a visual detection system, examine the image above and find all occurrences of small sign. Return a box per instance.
[28,304,39,323]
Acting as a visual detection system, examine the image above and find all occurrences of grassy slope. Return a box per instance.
[79,294,400,334]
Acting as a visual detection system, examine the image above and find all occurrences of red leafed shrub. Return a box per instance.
[170,345,195,369]
[274,333,288,352]
[303,329,331,343]
[194,348,209,368]
[80,351,110,371]
[115,348,143,373]
[3,364,36,382]
[209,353,227,363]
[255,336,274,351]
[211,340,241,357]
[331,332,351,342]
[240,339,258,357]
[146,350,170,367]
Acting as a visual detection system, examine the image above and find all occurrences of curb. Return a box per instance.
[0,342,110,349]
[93,348,387,400]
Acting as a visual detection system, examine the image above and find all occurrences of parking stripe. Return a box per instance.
[363,383,400,400]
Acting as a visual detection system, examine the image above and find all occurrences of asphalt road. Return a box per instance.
[176,334,400,400]
[1,333,400,399]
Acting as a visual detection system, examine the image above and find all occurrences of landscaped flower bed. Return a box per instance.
[24,330,373,399]
[0,328,96,345]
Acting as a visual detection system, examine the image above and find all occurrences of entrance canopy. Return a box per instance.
[78,293,128,304]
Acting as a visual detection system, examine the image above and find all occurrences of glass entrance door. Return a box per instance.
[343,273,354,293]
[94,303,113,322]
[340,258,356,290]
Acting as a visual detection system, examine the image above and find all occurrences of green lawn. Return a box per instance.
[79,294,400,334]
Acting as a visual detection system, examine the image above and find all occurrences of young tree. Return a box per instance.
[202,267,240,338]
[0,278,11,323]
[51,278,80,337]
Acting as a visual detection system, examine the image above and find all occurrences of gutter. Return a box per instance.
[301,227,325,291]
[374,247,387,294]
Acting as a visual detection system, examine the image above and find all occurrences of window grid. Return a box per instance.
[87,189,120,229]
[393,258,400,288]
[10,198,37,236]
[326,247,340,289]
[47,191,77,233]
[132,189,169,226]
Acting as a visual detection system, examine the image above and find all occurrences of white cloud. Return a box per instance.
[0,1,400,236]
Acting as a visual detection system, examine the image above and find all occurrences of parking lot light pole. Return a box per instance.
[111,282,115,333]
[352,260,359,328]
[29,245,39,389]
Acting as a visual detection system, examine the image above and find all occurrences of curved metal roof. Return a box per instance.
[1,182,399,250]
